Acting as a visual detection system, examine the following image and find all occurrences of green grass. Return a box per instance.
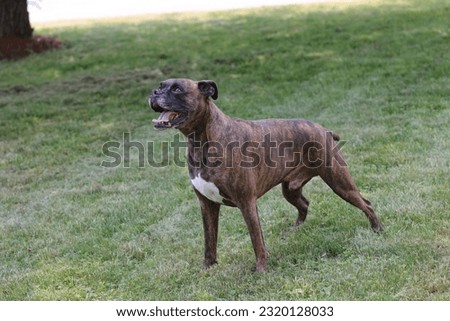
[1,0,449,300]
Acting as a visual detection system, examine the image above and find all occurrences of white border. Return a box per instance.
[1,301,449,321]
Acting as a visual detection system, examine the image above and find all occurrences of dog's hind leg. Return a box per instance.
[282,177,313,226]
[318,151,383,232]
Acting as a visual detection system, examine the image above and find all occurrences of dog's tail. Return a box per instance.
[331,131,340,141]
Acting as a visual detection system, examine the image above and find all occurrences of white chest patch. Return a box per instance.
[191,175,224,204]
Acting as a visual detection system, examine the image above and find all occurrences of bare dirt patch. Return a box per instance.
[0,35,61,60]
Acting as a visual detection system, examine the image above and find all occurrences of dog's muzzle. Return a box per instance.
[149,96,186,130]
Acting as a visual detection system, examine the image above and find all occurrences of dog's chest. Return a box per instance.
[191,174,224,204]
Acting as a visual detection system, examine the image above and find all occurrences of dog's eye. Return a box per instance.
[172,86,182,93]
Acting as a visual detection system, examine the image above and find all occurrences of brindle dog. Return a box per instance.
[149,79,382,272]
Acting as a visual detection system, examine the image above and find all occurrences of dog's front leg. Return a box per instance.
[239,199,268,272]
[194,190,221,269]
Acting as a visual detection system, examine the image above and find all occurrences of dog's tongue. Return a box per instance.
[156,111,173,122]
[152,111,178,127]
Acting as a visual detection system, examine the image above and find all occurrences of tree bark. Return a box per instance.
[0,0,33,38]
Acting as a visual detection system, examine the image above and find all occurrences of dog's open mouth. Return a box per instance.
[152,110,181,129]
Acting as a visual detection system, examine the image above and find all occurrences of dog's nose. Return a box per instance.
[153,87,164,96]
[148,95,164,112]
[149,89,160,107]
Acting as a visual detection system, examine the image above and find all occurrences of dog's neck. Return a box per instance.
[180,100,229,141]
[183,101,230,173]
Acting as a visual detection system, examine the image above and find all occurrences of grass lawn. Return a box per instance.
[0,0,449,300]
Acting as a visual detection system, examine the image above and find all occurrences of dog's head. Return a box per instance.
[149,79,218,131]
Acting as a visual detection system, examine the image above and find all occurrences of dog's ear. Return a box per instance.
[198,80,218,100]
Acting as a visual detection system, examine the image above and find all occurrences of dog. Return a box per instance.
[149,78,382,272]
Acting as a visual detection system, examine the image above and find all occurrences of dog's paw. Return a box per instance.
[202,260,218,270]
[372,222,384,233]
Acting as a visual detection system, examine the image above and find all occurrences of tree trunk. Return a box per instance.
[0,0,33,38]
